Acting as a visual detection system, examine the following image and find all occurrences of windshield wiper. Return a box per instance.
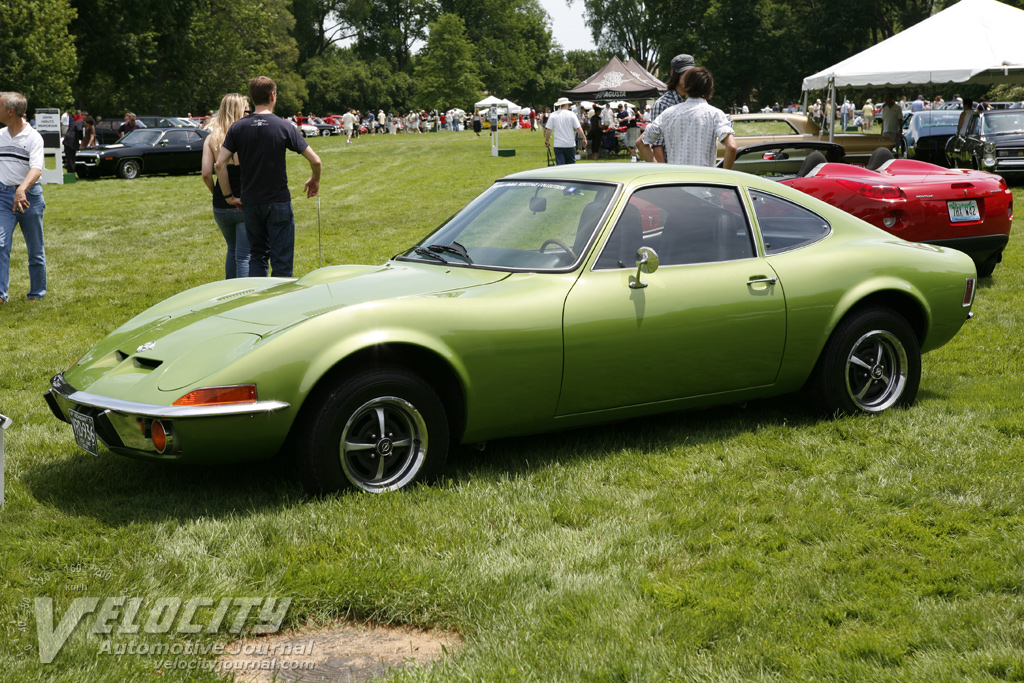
[428,241,473,264]
[414,246,448,263]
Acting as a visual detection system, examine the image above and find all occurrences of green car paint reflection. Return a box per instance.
[46,164,977,493]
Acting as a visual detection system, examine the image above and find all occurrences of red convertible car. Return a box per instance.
[731,143,1012,276]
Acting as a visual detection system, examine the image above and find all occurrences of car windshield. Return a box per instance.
[915,111,961,128]
[982,112,1024,135]
[398,180,616,271]
[120,130,163,146]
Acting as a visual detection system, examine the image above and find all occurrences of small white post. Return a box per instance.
[0,413,11,507]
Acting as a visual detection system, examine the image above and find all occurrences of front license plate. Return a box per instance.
[69,409,99,457]
[948,199,980,223]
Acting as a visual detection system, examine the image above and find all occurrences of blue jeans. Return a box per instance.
[554,147,576,165]
[0,184,46,301]
[212,207,250,279]
[242,201,294,277]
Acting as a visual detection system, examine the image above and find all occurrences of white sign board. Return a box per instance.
[36,108,65,185]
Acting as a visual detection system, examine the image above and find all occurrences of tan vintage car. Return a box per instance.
[719,113,893,164]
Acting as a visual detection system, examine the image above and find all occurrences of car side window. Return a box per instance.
[749,189,830,255]
[595,185,754,269]
[162,131,190,145]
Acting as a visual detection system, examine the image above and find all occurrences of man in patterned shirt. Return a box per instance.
[637,67,737,169]
[648,54,696,162]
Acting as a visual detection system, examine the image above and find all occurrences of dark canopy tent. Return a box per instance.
[562,56,667,101]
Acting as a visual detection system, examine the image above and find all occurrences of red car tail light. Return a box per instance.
[172,384,258,407]
[836,178,906,200]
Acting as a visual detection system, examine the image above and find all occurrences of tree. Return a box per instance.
[303,48,414,112]
[0,0,77,109]
[291,0,367,61]
[354,0,437,73]
[70,0,306,116]
[437,0,555,104]
[571,0,667,72]
[414,14,483,110]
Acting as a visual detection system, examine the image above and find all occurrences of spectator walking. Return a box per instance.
[862,99,874,131]
[881,92,904,149]
[342,109,356,143]
[202,93,250,279]
[544,97,584,165]
[637,67,736,169]
[0,92,47,303]
[215,76,321,279]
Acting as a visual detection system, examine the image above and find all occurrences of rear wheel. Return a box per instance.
[295,365,449,494]
[807,307,920,415]
[117,159,141,179]
[320,129,330,137]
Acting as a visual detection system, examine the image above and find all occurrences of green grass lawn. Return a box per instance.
[2,129,1024,681]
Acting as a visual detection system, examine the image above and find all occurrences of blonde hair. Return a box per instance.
[207,93,249,157]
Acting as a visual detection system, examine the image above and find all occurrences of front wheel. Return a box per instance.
[117,159,141,179]
[295,365,449,494]
[320,129,330,137]
[807,307,921,415]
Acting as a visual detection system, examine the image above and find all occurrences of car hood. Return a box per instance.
[65,263,510,397]
[83,142,147,152]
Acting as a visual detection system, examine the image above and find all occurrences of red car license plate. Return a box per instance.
[947,199,980,223]
[69,409,99,457]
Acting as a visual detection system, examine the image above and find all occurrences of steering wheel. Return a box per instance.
[539,238,577,260]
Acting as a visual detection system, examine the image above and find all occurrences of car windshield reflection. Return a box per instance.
[983,113,1024,135]
[399,180,616,271]
[120,130,164,146]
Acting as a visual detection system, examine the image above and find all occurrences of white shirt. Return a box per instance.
[0,124,44,187]
[881,104,903,136]
[641,98,734,167]
[545,108,582,148]
[342,112,356,130]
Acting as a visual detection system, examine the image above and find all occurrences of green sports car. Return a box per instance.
[46,164,977,493]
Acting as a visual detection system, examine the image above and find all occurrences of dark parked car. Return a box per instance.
[92,119,124,145]
[901,110,961,166]
[136,116,196,129]
[945,109,1024,177]
[75,128,209,179]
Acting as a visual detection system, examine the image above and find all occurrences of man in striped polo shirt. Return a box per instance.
[0,91,47,304]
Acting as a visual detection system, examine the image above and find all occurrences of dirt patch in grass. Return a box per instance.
[219,622,460,682]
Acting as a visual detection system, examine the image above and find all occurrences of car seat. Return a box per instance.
[797,151,828,177]
[866,147,895,170]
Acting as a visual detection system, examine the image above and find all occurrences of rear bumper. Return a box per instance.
[921,234,1010,264]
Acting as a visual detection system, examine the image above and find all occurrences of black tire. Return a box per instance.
[117,159,141,179]
[807,307,921,415]
[295,365,449,494]
[320,129,330,137]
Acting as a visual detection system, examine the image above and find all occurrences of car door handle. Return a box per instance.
[747,276,778,286]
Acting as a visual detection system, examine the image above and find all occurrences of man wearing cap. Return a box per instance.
[648,54,696,162]
[637,67,736,169]
[545,97,584,165]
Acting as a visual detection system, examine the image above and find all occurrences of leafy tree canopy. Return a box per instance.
[0,0,78,109]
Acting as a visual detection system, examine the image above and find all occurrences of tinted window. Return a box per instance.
[162,130,191,145]
[595,185,754,269]
[749,189,830,255]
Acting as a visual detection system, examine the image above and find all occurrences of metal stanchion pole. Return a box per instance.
[0,413,11,507]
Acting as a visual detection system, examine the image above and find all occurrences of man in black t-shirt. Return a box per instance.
[216,76,322,277]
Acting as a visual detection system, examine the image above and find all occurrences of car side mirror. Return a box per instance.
[160,140,169,147]
[629,247,659,289]
[529,196,546,213]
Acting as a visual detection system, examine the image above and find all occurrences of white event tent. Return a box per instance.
[802,0,1024,138]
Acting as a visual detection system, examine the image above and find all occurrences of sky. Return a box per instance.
[538,0,599,52]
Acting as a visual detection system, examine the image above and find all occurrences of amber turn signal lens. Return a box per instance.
[152,420,167,453]
[172,385,257,407]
